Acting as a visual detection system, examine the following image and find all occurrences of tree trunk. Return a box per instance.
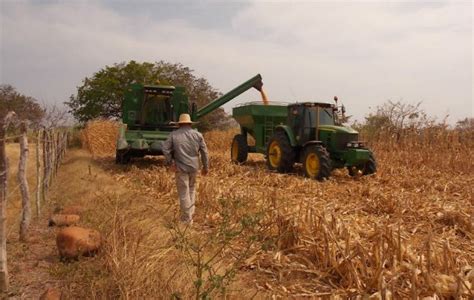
[0,121,10,291]
[36,130,41,217]
[18,123,31,242]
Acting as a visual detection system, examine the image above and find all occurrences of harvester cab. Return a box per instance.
[231,98,377,180]
[122,84,189,131]
[116,74,264,164]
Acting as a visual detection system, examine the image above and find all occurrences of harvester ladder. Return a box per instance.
[264,116,274,144]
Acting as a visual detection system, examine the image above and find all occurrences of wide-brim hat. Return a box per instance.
[175,113,198,125]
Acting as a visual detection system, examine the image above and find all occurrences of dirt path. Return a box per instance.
[6,148,134,298]
[8,222,57,298]
[7,146,255,298]
[4,143,59,299]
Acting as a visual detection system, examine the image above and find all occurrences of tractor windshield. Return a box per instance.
[319,108,335,125]
[305,107,335,127]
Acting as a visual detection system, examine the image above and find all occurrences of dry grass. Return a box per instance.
[72,124,474,299]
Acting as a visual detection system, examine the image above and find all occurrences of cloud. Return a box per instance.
[1,0,472,122]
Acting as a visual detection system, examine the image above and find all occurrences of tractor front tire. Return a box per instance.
[303,145,331,181]
[231,134,248,163]
[348,152,377,176]
[266,131,295,173]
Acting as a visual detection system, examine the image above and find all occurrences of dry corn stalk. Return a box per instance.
[81,119,119,158]
[83,126,473,298]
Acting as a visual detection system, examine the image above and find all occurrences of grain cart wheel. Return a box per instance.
[348,152,377,176]
[303,145,331,181]
[266,131,295,173]
[231,134,248,163]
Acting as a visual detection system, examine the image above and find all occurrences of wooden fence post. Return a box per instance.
[50,130,55,178]
[43,130,51,199]
[49,130,54,180]
[42,129,47,202]
[36,130,41,217]
[0,112,15,292]
[18,122,31,242]
[51,130,56,178]
[55,131,60,174]
[0,120,9,292]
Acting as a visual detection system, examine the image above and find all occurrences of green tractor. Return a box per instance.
[116,74,264,164]
[231,99,376,180]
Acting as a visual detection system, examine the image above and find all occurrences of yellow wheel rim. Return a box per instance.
[268,141,282,168]
[305,153,320,177]
[231,140,238,161]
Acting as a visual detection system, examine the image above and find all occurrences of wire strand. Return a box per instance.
[6,185,40,238]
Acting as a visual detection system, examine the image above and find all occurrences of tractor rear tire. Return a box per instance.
[266,131,295,173]
[348,152,377,176]
[303,144,331,181]
[231,134,248,163]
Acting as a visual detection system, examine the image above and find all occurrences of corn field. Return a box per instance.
[81,122,473,299]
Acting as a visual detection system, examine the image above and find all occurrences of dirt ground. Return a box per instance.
[5,145,265,299]
[5,147,124,298]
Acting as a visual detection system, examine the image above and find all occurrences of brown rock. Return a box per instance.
[56,226,101,259]
[48,214,80,227]
[39,287,61,300]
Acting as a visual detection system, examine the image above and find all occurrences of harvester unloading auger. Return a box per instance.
[115,74,266,164]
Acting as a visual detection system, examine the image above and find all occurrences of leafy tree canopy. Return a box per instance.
[66,60,230,130]
[0,84,44,126]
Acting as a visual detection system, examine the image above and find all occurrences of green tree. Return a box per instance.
[66,60,230,130]
[0,85,44,126]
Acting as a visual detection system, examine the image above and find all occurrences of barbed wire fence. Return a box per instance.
[0,111,70,292]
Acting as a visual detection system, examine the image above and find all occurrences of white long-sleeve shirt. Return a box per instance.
[162,126,209,173]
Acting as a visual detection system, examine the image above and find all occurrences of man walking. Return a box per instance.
[162,113,209,225]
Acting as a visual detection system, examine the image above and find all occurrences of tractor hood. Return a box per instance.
[318,125,359,134]
[318,125,360,151]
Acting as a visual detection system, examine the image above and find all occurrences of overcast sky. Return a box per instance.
[1,0,472,123]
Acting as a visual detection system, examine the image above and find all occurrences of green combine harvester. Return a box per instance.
[116,74,264,163]
[231,99,377,180]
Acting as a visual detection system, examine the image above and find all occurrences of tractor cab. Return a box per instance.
[287,102,338,145]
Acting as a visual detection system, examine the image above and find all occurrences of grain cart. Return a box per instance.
[231,101,377,180]
[116,74,264,163]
